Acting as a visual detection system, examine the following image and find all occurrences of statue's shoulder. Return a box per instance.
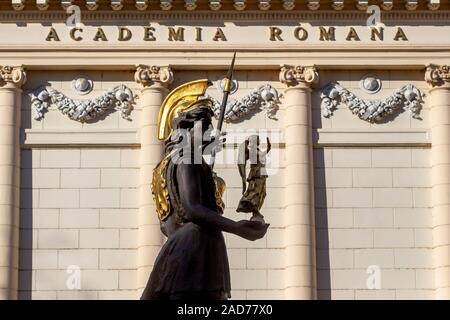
[150,154,196,222]
[151,156,172,222]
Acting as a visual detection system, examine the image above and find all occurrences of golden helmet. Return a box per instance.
[157,79,213,141]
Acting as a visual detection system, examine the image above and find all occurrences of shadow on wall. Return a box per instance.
[18,151,33,300]
[313,148,332,300]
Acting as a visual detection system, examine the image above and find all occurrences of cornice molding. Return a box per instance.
[2,0,440,12]
[1,10,450,22]
[5,0,442,11]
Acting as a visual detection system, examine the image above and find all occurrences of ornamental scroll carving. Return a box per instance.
[0,65,27,86]
[135,65,173,88]
[425,64,450,87]
[320,82,424,123]
[31,85,135,122]
[206,84,280,123]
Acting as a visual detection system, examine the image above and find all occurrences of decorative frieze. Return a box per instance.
[134,65,174,88]
[61,0,74,9]
[279,65,319,87]
[405,0,418,11]
[3,0,444,11]
[0,65,27,87]
[282,0,295,10]
[208,0,221,10]
[36,0,49,11]
[381,0,393,10]
[356,0,368,11]
[234,0,246,10]
[307,0,320,10]
[207,84,280,123]
[111,0,124,11]
[86,0,99,11]
[320,82,424,122]
[428,0,440,10]
[31,85,135,123]
[135,0,148,10]
[258,0,271,10]
[185,0,197,11]
[332,0,344,11]
[160,0,173,10]
[425,64,450,87]
[11,0,25,11]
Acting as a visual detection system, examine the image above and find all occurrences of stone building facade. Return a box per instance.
[0,0,449,300]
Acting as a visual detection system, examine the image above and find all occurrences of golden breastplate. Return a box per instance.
[151,157,226,221]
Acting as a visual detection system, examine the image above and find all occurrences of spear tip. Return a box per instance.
[225,52,236,80]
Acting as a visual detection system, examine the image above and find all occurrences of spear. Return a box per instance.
[210,52,236,170]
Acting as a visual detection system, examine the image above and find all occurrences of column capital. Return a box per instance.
[425,64,450,88]
[0,65,27,87]
[279,65,319,87]
[135,65,173,88]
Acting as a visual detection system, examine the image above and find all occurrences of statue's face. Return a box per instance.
[171,107,216,160]
[200,119,216,153]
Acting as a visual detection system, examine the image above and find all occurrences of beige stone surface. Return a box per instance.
[314,145,434,300]
[17,146,139,299]
[0,53,439,300]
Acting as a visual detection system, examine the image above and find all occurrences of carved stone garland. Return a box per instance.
[320,82,424,123]
[31,85,135,122]
[206,84,280,123]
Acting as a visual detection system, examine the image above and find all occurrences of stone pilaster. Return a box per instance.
[134,65,173,295]
[425,64,450,300]
[0,65,26,300]
[279,65,318,300]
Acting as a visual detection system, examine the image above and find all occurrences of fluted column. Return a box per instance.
[0,66,26,300]
[279,65,318,300]
[134,65,173,295]
[425,64,450,300]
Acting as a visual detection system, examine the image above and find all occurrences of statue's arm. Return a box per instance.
[176,163,269,241]
[176,163,237,233]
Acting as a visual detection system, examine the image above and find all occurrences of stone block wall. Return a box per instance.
[14,68,436,300]
[17,70,287,300]
[313,70,434,300]
[314,147,433,299]
[19,148,140,299]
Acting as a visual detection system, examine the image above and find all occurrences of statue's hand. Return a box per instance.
[207,130,227,154]
[235,220,269,241]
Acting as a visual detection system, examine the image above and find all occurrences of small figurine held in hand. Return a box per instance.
[237,135,271,223]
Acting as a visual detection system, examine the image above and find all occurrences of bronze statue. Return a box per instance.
[237,135,271,223]
[141,59,269,300]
